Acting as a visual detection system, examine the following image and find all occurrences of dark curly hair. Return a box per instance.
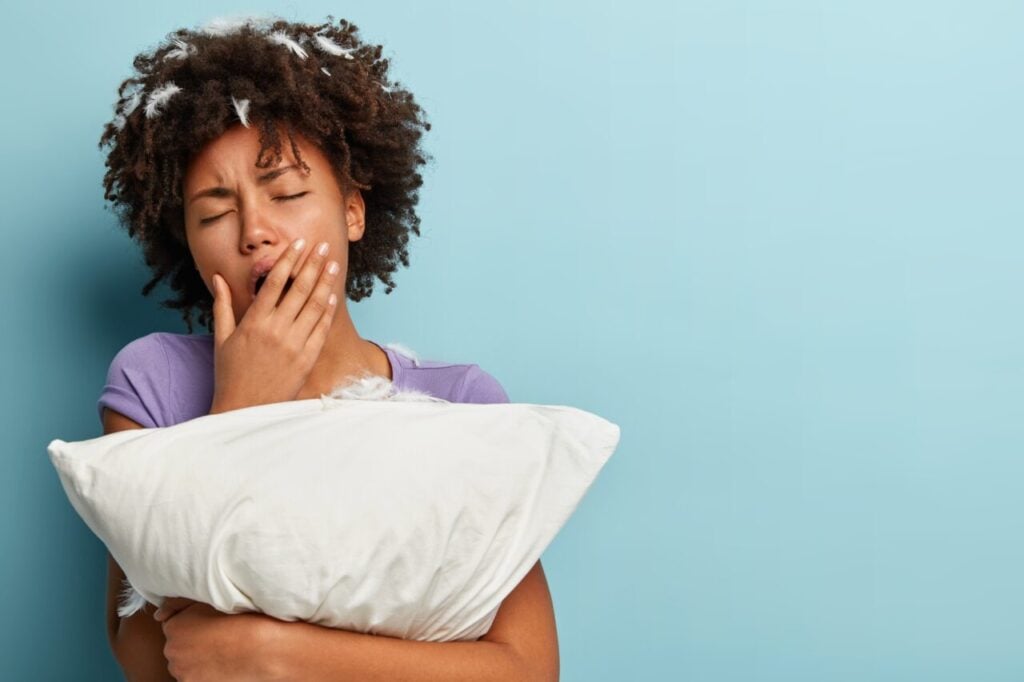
[98,14,431,333]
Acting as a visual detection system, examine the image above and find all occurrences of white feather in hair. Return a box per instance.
[268,31,308,60]
[112,89,144,130]
[164,38,197,61]
[198,14,276,36]
[122,89,143,116]
[313,34,356,60]
[144,82,182,119]
[231,96,251,127]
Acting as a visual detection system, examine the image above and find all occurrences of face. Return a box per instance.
[183,122,365,325]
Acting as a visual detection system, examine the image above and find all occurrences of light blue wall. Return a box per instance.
[4,1,1022,680]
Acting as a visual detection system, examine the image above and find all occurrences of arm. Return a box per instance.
[270,559,560,682]
[107,401,560,681]
[102,408,176,682]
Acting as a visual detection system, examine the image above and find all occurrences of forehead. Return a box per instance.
[183,122,328,188]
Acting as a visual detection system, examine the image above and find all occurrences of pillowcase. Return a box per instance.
[47,379,619,642]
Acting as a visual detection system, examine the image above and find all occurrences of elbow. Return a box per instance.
[510,646,559,682]
[538,662,560,682]
[526,663,560,682]
[109,607,176,682]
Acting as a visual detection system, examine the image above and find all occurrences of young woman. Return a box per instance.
[96,14,558,681]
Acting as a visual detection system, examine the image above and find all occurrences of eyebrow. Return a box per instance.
[188,165,304,204]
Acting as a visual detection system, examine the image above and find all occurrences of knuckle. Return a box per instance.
[307,297,326,315]
[284,339,304,359]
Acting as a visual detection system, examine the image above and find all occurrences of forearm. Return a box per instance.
[113,604,175,682]
[272,619,535,682]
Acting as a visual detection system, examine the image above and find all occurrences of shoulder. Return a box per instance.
[104,332,172,381]
[97,332,212,428]
[97,333,172,428]
[455,364,510,404]
[106,332,210,375]
[382,342,510,404]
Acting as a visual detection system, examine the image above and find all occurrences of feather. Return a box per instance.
[144,82,182,119]
[198,13,275,36]
[313,34,356,60]
[122,89,143,116]
[268,31,308,60]
[321,373,445,404]
[383,342,421,367]
[112,86,144,130]
[116,577,148,618]
[320,66,332,77]
[231,96,251,127]
[164,38,196,60]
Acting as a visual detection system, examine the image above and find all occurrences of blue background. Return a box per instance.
[4,1,1022,680]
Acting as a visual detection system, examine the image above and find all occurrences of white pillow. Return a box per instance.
[47,378,619,642]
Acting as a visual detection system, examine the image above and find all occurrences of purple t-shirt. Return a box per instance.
[97,333,510,429]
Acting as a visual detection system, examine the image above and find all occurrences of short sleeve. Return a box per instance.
[456,365,510,404]
[96,334,175,429]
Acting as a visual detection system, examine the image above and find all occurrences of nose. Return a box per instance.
[238,205,282,253]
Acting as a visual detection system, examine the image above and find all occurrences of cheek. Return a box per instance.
[186,238,225,293]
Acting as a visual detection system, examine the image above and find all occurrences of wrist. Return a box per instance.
[258,615,301,681]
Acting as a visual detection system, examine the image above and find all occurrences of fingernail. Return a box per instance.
[293,238,306,251]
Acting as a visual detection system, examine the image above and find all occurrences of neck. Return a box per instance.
[295,305,390,399]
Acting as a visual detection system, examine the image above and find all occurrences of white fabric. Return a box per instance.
[47,384,619,642]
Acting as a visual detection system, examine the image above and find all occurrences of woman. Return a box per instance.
[97,14,559,680]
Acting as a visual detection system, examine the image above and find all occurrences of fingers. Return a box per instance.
[153,597,196,622]
[211,274,235,345]
[251,237,307,315]
[276,240,339,327]
[303,289,339,356]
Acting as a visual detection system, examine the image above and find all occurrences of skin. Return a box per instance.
[183,121,392,397]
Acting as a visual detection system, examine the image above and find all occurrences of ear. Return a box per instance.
[345,189,366,242]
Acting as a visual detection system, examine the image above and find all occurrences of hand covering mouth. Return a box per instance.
[254,274,295,298]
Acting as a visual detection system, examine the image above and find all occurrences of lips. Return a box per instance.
[249,256,279,298]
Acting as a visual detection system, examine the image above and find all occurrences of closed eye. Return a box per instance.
[276,192,309,202]
[199,193,310,225]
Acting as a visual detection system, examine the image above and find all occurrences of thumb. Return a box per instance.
[211,273,235,344]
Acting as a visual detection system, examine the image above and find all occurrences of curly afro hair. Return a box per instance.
[98,14,432,333]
